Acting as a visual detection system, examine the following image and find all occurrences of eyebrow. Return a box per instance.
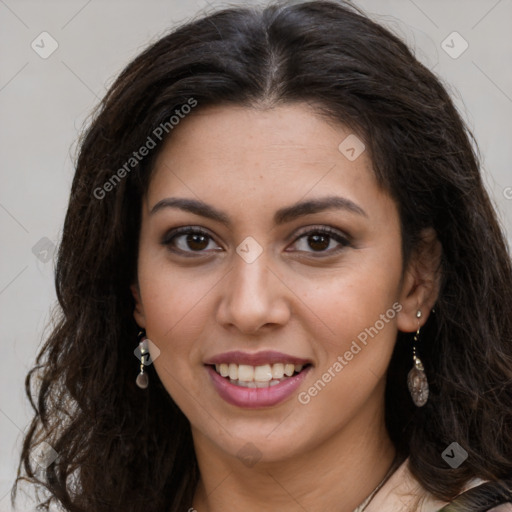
[149,195,367,227]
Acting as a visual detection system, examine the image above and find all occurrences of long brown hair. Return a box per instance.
[12,1,512,510]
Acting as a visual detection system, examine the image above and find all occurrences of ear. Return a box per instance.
[130,282,146,328]
[396,227,442,333]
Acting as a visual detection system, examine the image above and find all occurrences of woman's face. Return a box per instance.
[132,103,419,463]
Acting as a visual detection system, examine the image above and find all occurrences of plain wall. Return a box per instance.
[1,0,511,509]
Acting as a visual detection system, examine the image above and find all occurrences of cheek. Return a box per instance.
[305,280,400,373]
[298,248,403,385]
[296,279,401,424]
[137,242,215,331]
[307,251,401,332]
[135,253,217,381]
[138,265,211,415]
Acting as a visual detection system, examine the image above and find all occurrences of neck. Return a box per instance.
[191,395,397,512]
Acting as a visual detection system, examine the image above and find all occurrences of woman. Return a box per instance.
[12,1,512,511]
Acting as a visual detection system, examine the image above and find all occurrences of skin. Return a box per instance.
[131,103,440,512]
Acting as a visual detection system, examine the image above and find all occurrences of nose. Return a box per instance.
[216,248,291,335]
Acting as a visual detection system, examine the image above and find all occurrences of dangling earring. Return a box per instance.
[407,310,429,407]
[135,330,149,389]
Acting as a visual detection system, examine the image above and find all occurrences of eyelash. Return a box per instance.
[161,225,351,257]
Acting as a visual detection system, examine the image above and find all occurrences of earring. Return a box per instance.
[407,310,429,407]
[135,330,149,389]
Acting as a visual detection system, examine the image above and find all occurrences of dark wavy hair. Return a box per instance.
[12,1,512,511]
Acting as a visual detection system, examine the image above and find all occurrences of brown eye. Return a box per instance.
[183,233,210,251]
[290,226,350,255]
[162,227,220,255]
[307,233,331,251]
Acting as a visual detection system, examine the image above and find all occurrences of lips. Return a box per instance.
[204,350,312,408]
[205,350,311,367]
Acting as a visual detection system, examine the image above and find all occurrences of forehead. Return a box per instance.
[155,103,364,163]
[144,103,395,226]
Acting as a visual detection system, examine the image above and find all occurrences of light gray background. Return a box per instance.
[1,0,511,510]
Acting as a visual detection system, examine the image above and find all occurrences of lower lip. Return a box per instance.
[206,365,311,409]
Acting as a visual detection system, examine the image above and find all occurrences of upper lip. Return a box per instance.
[205,350,312,366]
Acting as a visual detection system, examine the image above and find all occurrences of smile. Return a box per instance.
[212,363,307,388]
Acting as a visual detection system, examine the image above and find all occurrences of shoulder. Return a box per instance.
[365,458,447,512]
[367,456,512,512]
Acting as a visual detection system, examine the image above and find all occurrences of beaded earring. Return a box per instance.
[135,330,149,389]
[407,310,429,407]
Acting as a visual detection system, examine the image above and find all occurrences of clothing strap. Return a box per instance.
[436,478,512,512]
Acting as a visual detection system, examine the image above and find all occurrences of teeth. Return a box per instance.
[238,365,254,382]
[272,363,284,379]
[231,379,287,388]
[219,363,229,377]
[229,363,238,380]
[213,362,307,384]
[254,364,272,382]
[231,379,257,388]
[284,364,295,377]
